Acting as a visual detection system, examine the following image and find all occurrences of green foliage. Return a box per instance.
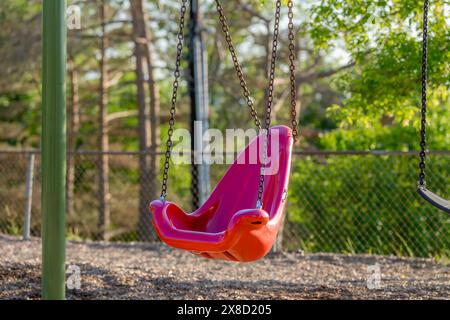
[287,155,450,257]
[320,97,450,151]
[309,0,449,123]
[0,0,41,88]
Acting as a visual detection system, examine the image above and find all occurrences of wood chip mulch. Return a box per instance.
[1,234,449,300]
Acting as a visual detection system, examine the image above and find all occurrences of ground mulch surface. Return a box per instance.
[1,234,449,300]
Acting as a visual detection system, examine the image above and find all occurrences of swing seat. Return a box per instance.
[417,186,450,214]
[150,125,293,262]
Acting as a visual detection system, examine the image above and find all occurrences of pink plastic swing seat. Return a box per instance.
[150,125,293,262]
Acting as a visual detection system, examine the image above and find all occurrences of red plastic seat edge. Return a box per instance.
[150,200,270,253]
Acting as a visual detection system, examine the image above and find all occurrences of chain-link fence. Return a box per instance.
[1,150,449,257]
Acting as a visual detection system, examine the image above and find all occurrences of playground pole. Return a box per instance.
[41,0,67,300]
[189,0,210,208]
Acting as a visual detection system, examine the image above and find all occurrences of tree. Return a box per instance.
[98,0,111,240]
[130,0,160,241]
[66,55,80,218]
[144,5,161,222]
[308,0,449,125]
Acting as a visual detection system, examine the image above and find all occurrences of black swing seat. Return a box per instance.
[417,186,450,214]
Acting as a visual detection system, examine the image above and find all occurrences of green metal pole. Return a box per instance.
[42,0,67,300]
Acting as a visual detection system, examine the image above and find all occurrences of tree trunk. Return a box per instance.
[67,56,79,218]
[130,0,153,241]
[98,0,111,240]
[144,15,160,215]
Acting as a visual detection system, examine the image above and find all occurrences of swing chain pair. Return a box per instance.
[162,0,261,201]
[161,0,298,204]
[418,0,429,188]
[160,0,188,201]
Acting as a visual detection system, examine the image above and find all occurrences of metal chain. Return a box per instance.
[162,0,297,203]
[287,0,299,142]
[418,0,429,188]
[214,0,261,129]
[160,0,188,200]
[257,0,282,208]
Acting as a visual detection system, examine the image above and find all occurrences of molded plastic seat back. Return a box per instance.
[193,125,293,232]
[150,125,293,261]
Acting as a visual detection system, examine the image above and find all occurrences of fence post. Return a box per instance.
[22,153,35,241]
[189,0,210,208]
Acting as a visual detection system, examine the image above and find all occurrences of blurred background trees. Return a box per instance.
[0,0,448,253]
[1,0,447,150]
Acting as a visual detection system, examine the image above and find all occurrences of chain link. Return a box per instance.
[214,0,261,129]
[160,0,188,200]
[418,0,428,187]
[257,0,282,207]
[287,0,299,142]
